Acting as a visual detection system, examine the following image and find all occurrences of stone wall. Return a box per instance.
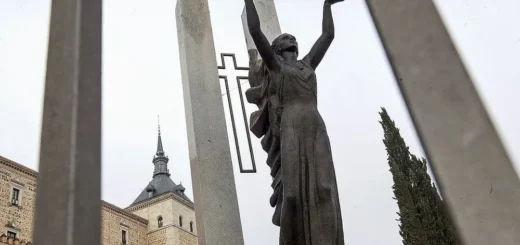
[146,228,167,245]
[0,156,150,245]
[101,201,148,245]
[178,229,197,245]
[171,196,196,235]
[0,233,31,245]
[128,192,196,236]
[127,192,197,245]
[165,226,197,245]
[131,197,175,232]
[0,157,37,242]
[0,155,198,245]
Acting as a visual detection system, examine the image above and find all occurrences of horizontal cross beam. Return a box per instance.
[217,53,250,71]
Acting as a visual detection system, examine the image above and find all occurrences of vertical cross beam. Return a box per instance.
[217,53,257,173]
[240,0,281,173]
[365,1,520,244]
[176,1,245,245]
[33,0,102,244]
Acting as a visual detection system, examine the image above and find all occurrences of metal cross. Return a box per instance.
[217,53,257,173]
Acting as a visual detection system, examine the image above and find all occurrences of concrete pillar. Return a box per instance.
[175,1,245,244]
[33,0,102,245]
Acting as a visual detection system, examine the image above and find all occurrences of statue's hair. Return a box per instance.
[270,33,298,57]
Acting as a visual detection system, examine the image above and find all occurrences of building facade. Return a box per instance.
[0,127,197,245]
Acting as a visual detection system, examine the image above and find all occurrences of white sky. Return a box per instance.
[1,0,519,244]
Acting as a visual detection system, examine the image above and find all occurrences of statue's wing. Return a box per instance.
[245,50,283,226]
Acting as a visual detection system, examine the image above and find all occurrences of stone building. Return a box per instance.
[0,127,197,245]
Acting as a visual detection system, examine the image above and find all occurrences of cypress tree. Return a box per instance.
[379,108,459,245]
[411,156,460,245]
[379,108,427,245]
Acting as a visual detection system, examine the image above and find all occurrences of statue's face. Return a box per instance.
[278,34,298,53]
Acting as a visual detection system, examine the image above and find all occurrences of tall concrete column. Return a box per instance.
[175,1,244,245]
[33,0,102,245]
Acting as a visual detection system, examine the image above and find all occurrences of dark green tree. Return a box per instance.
[379,108,427,245]
[411,156,460,245]
[379,108,459,245]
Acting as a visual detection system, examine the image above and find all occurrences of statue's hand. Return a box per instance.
[325,0,344,5]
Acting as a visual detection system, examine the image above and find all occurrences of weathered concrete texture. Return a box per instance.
[33,0,102,245]
[366,1,520,244]
[241,0,282,52]
[175,1,245,245]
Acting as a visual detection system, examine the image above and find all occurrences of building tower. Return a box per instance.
[125,120,197,245]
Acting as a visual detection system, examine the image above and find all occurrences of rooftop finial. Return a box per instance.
[155,116,165,155]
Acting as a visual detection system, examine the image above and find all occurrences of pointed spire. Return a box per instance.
[153,115,170,177]
[157,116,164,155]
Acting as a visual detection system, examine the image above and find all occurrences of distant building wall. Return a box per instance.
[0,156,150,245]
[0,157,37,242]
[127,193,197,245]
[102,201,148,245]
[147,227,167,245]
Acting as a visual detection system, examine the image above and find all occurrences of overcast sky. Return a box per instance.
[1,0,519,244]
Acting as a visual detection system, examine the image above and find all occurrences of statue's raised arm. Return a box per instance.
[244,0,281,72]
[304,0,342,70]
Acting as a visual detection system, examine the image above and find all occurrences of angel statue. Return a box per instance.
[244,0,344,244]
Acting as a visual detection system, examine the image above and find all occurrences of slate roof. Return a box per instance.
[131,174,192,205]
[129,121,193,206]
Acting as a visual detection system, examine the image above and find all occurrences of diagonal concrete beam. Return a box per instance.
[366,1,520,244]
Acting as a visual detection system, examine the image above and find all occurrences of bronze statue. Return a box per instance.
[244,0,344,244]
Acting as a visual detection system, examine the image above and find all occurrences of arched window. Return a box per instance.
[190,221,194,232]
[179,216,183,227]
[158,216,163,228]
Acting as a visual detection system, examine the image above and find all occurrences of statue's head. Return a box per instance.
[271,33,298,57]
